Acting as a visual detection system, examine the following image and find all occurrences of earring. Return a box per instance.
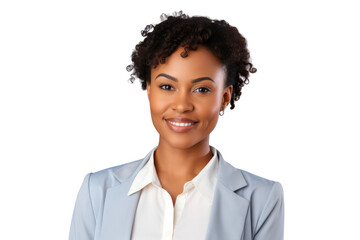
[219,109,224,116]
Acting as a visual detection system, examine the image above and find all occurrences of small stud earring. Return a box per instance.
[219,109,224,116]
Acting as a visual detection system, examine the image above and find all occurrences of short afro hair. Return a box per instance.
[126,10,256,110]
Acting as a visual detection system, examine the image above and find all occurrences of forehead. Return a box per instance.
[151,45,226,83]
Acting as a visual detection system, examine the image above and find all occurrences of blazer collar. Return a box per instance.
[99,147,249,240]
[205,149,249,240]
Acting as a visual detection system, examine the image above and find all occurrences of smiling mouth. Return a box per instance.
[165,119,198,133]
[166,120,195,127]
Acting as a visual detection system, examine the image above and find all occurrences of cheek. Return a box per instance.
[148,90,167,119]
[199,98,221,125]
[148,97,164,134]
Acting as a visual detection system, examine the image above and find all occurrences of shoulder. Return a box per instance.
[219,155,283,199]
[88,158,143,189]
[78,158,145,218]
[215,154,285,237]
[240,169,283,197]
[235,169,284,236]
[87,146,156,187]
[234,168,284,220]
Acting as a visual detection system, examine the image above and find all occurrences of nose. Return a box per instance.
[171,90,194,113]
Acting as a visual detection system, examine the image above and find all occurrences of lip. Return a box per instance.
[165,118,198,133]
[165,117,197,123]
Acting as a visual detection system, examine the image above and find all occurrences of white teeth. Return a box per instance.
[168,121,194,127]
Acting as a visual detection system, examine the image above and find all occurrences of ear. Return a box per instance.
[221,85,233,109]
[147,82,151,100]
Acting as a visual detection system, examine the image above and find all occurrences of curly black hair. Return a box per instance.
[126,10,256,110]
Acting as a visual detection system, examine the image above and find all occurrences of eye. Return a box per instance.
[159,84,174,91]
[194,87,211,93]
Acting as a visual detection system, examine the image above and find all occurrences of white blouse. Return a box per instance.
[127,145,219,240]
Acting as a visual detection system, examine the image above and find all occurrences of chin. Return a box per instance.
[162,134,208,150]
[168,141,198,150]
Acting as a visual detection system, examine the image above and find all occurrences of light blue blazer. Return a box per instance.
[69,147,284,240]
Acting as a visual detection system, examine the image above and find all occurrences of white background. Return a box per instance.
[1,0,359,239]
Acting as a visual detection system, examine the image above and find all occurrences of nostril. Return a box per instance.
[171,100,194,112]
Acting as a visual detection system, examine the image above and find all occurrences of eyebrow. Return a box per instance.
[155,73,215,83]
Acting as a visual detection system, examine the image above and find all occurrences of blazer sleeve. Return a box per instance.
[253,182,285,240]
[69,173,96,240]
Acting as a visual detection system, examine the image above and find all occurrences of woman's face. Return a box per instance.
[147,45,233,150]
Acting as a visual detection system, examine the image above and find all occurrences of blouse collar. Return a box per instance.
[128,145,219,203]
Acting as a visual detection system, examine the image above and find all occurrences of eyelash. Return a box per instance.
[159,84,211,93]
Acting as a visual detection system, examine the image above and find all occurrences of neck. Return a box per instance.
[153,136,213,179]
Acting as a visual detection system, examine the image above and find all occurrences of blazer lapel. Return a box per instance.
[205,150,249,240]
[99,149,154,240]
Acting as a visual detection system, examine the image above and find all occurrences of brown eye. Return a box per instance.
[194,87,211,93]
[159,84,174,91]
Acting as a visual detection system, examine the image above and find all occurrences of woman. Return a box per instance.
[69,11,284,240]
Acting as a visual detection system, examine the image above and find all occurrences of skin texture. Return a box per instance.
[147,45,233,205]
